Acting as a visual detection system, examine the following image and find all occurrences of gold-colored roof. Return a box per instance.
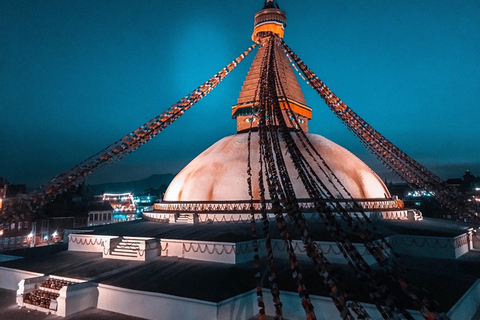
[236,43,307,106]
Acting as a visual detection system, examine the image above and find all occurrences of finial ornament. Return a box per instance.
[264,0,277,9]
[253,0,286,42]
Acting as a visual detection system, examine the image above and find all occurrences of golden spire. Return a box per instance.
[232,1,311,133]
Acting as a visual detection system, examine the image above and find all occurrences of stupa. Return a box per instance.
[145,0,414,223]
[2,2,479,320]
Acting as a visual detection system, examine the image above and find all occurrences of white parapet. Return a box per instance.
[159,238,385,265]
[68,234,119,253]
[389,231,472,259]
[145,209,423,224]
[2,266,479,320]
[160,238,241,264]
[16,275,97,317]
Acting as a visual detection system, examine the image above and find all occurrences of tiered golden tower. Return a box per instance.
[232,0,312,133]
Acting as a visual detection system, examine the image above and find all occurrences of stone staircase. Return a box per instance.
[407,209,423,221]
[17,276,97,317]
[413,210,423,221]
[103,236,160,261]
[110,238,141,258]
[175,213,198,224]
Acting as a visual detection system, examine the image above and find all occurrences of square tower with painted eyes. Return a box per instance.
[232,0,312,133]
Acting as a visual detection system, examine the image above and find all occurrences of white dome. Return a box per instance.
[164,132,390,201]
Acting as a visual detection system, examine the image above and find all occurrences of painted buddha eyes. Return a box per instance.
[290,116,305,124]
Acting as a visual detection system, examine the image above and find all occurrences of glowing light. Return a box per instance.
[27,232,33,238]
[0,229,3,236]
[52,231,58,237]
[44,236,48,241]
[407,190,435,197]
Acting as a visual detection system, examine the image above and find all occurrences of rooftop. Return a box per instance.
[1,217,478,314]
[1,247,479,312]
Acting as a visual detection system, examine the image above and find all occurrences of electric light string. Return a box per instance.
[43,44,257,200]
[274,58,412,320]
[277,43,434,320]
[281,40,450,320]
[281,42,478,224]
[264,37,375,320]
[257,35,317,320]
[246,40,284,320]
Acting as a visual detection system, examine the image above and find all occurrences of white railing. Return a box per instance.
[152,198,402,213]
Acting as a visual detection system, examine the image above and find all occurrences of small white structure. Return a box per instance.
[103,236,159,261]
[16,275,97,317]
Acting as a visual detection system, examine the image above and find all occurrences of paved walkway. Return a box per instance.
[0,289,145,320]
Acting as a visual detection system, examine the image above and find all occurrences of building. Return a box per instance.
[87,193,139,227]
[386,170,480,218]
[0,178,50,250]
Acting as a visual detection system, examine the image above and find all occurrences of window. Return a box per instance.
[10,223,15,230]
[4,224,8,232]
[18,222,22,230]
[17,236,22,245]
[24,221,28,229]
[10,237,14,245]
[23,236,27,243]
[3,238,8,245]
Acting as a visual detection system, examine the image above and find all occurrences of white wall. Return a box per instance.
[68,234,388,266]
[270,239,383,266]
[68,234,118,253]
[59,283,98,317]
[216,289,424,320]
[0,267,43,290]
[160,239,237,264]
[0,266,476,320]
[97,284,217,320]
[447,279,480,320]
[389,234,469,259]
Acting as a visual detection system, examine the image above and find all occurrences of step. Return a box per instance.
[23,302,56,314]
[117,244,140,249]
[114,248,138,254]
[121,240,141,244]
[111,251,137,257]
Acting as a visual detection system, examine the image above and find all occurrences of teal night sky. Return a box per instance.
[1,0,479,188]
